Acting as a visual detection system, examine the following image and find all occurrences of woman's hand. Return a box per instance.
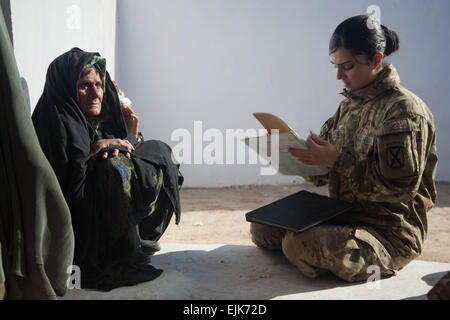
[288,134,339,168]
[89,139,135,165]
[122,105,139,138]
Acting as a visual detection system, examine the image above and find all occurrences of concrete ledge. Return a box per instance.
[62,242,450,300]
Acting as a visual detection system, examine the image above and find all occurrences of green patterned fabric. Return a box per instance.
[82,56,107,90]
[96,154,163,243]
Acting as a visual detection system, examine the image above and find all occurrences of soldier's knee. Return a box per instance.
[333,242,396,282]
[335,264,386,283]
[281,231,305,262]
[281,232,328,279]
[281,227,322,262]
[250,223,284,250]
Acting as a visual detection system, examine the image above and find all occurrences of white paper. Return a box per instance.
[244,132,329,176]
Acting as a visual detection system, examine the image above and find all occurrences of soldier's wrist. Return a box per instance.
[333,151,354,174]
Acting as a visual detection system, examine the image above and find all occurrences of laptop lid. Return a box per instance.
[245,190,354,233]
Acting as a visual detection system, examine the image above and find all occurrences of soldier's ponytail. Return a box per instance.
[381,25,400,56]
[329,15,400,59]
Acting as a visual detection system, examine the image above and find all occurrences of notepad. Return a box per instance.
[245,190,354,233]
[243,112,328,176]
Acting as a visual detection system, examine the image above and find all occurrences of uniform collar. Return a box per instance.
[340,64,400,102]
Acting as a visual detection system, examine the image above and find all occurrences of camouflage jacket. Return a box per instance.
[308,64,438,259]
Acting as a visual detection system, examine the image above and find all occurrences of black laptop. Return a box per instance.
[245,190,354,232]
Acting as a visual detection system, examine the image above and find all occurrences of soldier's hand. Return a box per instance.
[288,134,338,168]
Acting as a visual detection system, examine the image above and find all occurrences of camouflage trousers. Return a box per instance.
[250,223,414,282]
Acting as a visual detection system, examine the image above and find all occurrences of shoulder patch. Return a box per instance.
[386,146,405,169]
[380,119,411,135]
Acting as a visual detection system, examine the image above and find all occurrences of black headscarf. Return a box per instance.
[32,48,183,291]
[33,48,127,201]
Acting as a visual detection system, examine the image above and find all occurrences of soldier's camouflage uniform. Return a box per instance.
[251,64,438,282]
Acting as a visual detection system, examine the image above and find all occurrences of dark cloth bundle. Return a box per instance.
[32,47,183,291]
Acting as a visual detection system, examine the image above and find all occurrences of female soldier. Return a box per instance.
[250,15,437,282]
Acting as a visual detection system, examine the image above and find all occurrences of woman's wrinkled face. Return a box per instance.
[330,47,377,91]
[77,68,103,117]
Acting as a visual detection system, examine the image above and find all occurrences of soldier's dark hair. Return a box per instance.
[329,15,400,59]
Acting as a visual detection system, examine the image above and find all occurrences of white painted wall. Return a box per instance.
[117,0,450,187]
[10,0,450,187]
[11,0,117,112]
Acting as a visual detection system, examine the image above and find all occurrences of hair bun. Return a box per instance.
[381,25,400,56]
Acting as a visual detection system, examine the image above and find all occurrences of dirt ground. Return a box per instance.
[162,182,450,264]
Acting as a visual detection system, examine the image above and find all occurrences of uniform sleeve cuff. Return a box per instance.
[333,151,354,174]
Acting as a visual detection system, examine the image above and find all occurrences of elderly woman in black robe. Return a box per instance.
[32,48,183,291]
